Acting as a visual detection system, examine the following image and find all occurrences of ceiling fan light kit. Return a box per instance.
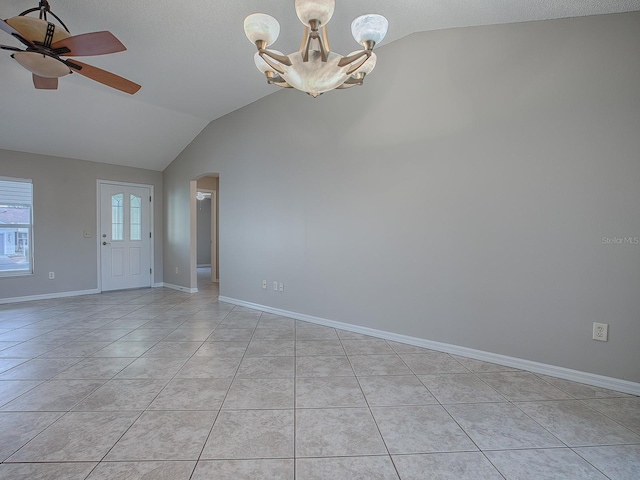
[0,0,140,94]
[244,0,388,97]
[12,50,70,78]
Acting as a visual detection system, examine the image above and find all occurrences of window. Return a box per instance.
[111,193,124,241]
[130,194,141,241]
[0,177,33,276]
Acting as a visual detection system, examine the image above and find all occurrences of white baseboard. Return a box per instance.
[162,283,198,294]
[0,288,100,305]
[219,296,640,396]
[152,282,164,288]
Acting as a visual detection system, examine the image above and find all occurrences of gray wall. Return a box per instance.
[163,13,640,382]
[0,149,163,299]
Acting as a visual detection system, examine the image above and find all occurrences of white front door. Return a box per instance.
[99,182,152,291]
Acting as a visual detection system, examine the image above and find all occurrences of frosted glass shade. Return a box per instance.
[244,13,280,46]
[351,14,388,46]
[254,50,284,73]
[294,0,335,27]
[347,51,377,75]
[282,50,349,97]
[12,52,71,78]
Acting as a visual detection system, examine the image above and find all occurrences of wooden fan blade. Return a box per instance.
[33,74,58,90]
[0,19,34,48]
[51,31,126,56]
[67,59,141,95]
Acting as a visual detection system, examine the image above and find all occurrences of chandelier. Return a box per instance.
[244,0,388,98]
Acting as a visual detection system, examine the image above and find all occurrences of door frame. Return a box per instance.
[96,179,155,292]
[195,188,217,283]
[211,189,217,283]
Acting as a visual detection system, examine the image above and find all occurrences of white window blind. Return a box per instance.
[0,178,33,206]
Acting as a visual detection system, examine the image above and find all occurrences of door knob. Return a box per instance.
[102,241,111,246]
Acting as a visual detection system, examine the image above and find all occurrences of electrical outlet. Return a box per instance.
[273,281,278,291]
[279,282,284,292]
[593,322,608,342]
[175,267,178,274]
[48,272,55,279]
[262,280,267,289]
[83,230,92,238]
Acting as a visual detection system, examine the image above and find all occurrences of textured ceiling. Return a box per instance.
[0,0,638,171]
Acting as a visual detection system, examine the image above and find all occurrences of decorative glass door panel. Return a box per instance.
[130,194,142,241]
[112,193,124,241]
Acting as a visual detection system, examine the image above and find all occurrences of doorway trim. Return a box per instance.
[190,174,220,293]
[96,179,155,292]
[195,188,218,283]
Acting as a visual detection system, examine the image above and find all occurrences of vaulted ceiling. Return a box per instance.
[0,1,637,171]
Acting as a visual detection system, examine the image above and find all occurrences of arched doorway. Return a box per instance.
[191,174,219,292]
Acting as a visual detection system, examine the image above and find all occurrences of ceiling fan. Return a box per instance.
[0,0,140,94]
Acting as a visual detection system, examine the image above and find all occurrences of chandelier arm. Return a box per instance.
[346,55,371,75]
[265,71,290,87]
[300,20,328,62]
[260,49,291,66]
[305,30,328,62]
[314,30,328,62]
[337,49,370,68]
[344,74,364,85]
[269,78,293,88]
[322,25,330,53]
[336,75,364,89]
[299,26,309,53]
[259,54,284,75]
[301,31,312,62]
[259,50,291,74]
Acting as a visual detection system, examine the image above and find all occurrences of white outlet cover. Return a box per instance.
[593,322,608,342]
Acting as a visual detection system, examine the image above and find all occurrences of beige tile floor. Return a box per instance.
[0,271,639,479]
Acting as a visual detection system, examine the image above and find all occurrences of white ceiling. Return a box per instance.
[0,0,637,171]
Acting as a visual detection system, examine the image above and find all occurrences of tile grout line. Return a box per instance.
[73,292,220,476]
[339,333,400,477]
[293,314,297,479]
[72,294,208,478]
[188,303,238,479]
